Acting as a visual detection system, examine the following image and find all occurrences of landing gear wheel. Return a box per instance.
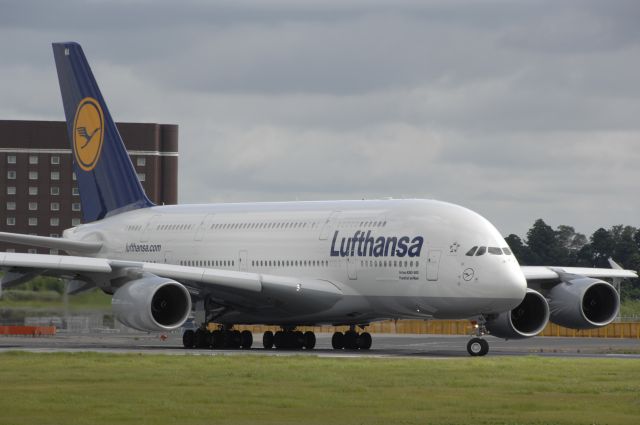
[195,329,209,348]
[274,331,284,349]
[211,330,225,349]
[467,338,489,356]
[240,330,253,349]
[343,330,358,350]
[331,332,344,350]
[263,331,274,349]
[182,329,195,348]
[357,332,372,350]
[303,331,316,350]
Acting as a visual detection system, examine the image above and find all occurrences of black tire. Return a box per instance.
[182,329,195,348]
[343,330,358,350]
[195,329,209,348]
[331,332,344,350]
[240,330,253,349]
[263,331,274,349]
[274,331,284,349]
[231,330,242,349]
[294,331,304,349]
[211,330,225,349]
[303,331,316,350]
[467,338,489,356]
[357,332,372,350]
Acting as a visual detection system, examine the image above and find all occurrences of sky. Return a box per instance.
[1,0,640,239]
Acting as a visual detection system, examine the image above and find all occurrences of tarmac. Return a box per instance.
[1,332,639,359]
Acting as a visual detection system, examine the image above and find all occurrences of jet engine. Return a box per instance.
[548,277,619,329]
[112,275,192,332]
[485,289,549,339]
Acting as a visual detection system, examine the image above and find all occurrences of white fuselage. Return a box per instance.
[64,199,527,325]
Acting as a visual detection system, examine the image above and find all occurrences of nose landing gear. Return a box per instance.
[466,318,489,356]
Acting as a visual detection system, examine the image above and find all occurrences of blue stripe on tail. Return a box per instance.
[52,42,153,223]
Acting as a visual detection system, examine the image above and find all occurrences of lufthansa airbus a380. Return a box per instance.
[0,43,635,356]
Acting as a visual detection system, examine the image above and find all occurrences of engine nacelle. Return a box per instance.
[112,276,192,332]
[548,277,619,329]
[485,289,550,339]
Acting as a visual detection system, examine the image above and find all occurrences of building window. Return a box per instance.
[51,156,60,165]
[51,171,60,180]
[29,187,38,195]
[6,217,15,226]
[72,203,81,211]
[28,202,38,211]
[72,172,77,181]
[50,234,59,238]
[50,217,59,227]
[7,155,16,164]
[29,155,38,164]
[29,171,38,180]
[7,186,16,195]
[137,157,146,166]
[49,249,59,255]
[28,217,37,226]
[72,218,81,226]
[7,170,16,180]
[28,249,37,254]
[50,187,60,196]
[137,173,146,182]
[50,202,60,211]
[72,187,79,196]
[6,202,16,211]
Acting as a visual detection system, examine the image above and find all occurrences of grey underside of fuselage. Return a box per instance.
[203,294,519,326]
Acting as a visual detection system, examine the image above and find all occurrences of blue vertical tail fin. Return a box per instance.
[52,42,153,223]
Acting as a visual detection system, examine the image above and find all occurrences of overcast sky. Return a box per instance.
[1,0,640,238]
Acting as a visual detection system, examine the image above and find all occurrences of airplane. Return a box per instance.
[0,42,636,356]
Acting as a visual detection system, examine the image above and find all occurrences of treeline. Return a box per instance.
[505,219,640,300]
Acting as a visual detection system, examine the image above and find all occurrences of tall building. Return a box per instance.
[0,120,178,253]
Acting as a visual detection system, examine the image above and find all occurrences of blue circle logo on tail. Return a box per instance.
[73,97,104,171]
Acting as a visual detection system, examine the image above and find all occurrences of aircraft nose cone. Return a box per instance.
[503,264,528,307]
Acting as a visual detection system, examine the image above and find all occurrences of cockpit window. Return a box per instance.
[488,247,503,255]
[475,246,487,256]
[502,247,512,255]
[465,246,478,256]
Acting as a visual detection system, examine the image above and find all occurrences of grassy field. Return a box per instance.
[0,353,638,425]
[0,288,111,310]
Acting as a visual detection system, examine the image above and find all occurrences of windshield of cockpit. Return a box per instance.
[465,246,512,256]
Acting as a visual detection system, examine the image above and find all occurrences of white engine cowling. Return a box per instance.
[548,277,619,329]
[112,276,192,332]
[485,289,550,339]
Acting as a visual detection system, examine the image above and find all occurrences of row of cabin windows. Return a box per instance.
[211,222,316,231]
[361,259,419,268]
[157,224,194,231]
[6,154,146,167]
[465,246,513,256]
[181,259,235,268]
[252,259,329,268]
[6,186,79,196]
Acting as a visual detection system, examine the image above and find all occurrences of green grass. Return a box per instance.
[620,299,640,318]
[0,288,111,310]
[0,353,638,425]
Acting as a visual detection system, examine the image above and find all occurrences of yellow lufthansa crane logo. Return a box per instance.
[73,97,104,171]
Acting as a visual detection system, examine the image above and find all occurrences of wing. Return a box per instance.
[0,252,343,314]
[521,265,637,282]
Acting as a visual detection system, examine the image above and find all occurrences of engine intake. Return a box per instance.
[112,275,192,332]
[485,289,549,339]
[548,277,619,329]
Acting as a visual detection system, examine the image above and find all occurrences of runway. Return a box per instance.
[1,332,639,359]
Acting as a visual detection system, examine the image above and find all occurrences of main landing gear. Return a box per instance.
[262,329,316,350]
[331,326,372,350]
[182,326,253,349]
[466,318,489,356]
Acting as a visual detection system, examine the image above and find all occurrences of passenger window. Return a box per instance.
[475,246,487,256]
[488,247,503,255]
[465,246,478,256]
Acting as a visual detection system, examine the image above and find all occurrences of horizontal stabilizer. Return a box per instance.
[0,232,102,254]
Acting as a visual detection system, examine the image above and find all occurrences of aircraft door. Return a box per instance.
[195,214,215,241]
[426,249,442,281]
[347,257,358,280]
[319,211,340,240]
[238,250,248,272]
[141,215,160,242]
